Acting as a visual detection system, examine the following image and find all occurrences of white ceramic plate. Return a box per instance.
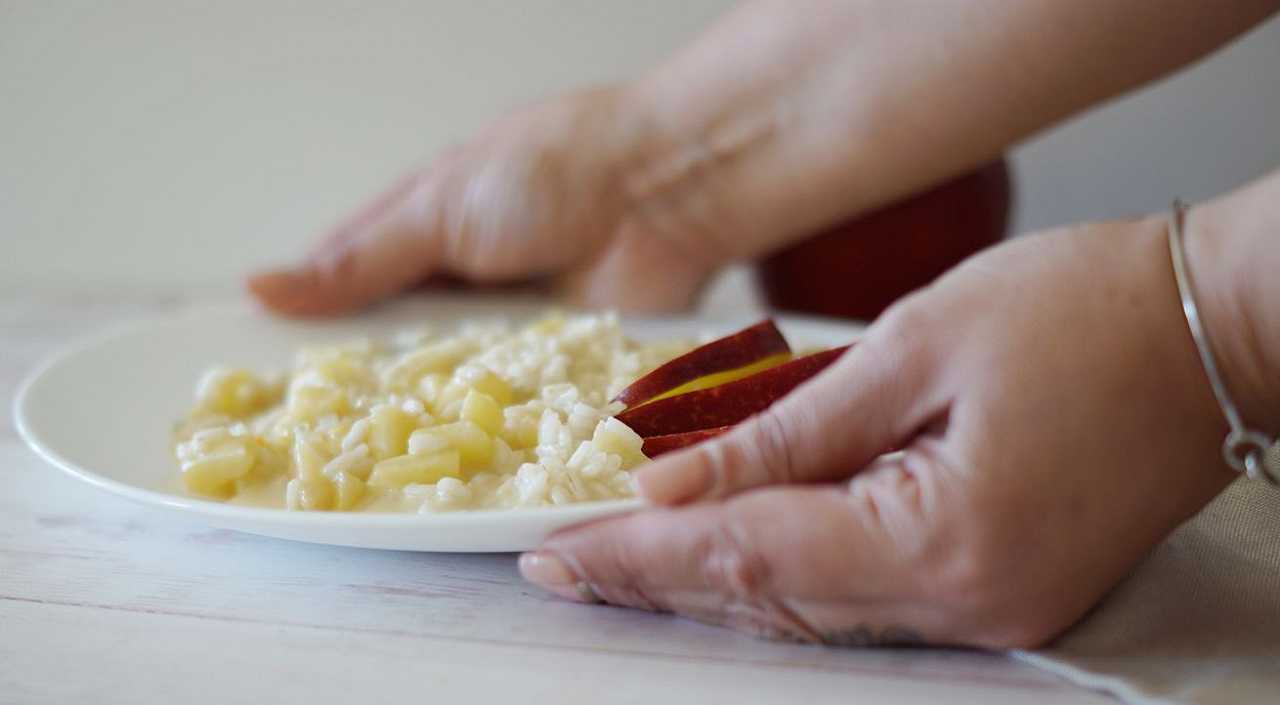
[14,296,861,552]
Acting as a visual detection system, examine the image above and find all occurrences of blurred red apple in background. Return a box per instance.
[758,159,1012,322]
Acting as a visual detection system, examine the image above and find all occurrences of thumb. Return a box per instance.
[247,171,447,316]
[636,324,941,505]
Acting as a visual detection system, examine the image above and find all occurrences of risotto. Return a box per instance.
[172,313,690,513]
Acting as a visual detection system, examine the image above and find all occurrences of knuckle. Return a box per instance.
[402,168,442,224]
[848,461,935,561]
[697,520,772,602]
[695,414,792,498]
[855,301,936,397]
[744,407,798,485]
[686,440,733,498]
[875,294,934,343]
[866,294,936,367]
[405,165,435,193]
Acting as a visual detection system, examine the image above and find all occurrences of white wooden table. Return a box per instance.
[0,287,1117,705]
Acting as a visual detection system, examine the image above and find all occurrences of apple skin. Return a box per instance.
[614,319,790,407]
[758,159,1012,321]
[616,345,851,438]
[642,426,732,458]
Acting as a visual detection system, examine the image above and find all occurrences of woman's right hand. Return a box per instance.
[521,192,1278,646]
[249,87,727,316]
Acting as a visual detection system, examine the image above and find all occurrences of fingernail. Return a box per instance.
[637,461,712,505]
[519,551,576,586]
[520,552,601,603]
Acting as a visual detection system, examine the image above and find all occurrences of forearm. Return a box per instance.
[618,0,1279,260]
[1187,169,1280,437]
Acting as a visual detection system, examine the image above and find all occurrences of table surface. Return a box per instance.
[0,286,1117,705]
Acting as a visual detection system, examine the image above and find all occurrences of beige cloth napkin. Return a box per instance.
[1014,478,1280,704]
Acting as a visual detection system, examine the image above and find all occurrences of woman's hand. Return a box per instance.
[519,212,1263,648]
[248,88,728,315]
[245,0,1277,320]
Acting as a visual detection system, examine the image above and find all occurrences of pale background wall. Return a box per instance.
[2,2,1278,290]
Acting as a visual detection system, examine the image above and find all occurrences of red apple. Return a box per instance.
[759,159,1011,321]
[614,319,791,408]
[642,426,732,458]
[616,345,851,438]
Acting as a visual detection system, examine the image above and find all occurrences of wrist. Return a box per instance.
[1182,174,1280,439]
[608,72,788,268]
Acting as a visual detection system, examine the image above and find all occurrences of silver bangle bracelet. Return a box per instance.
[1168,200,1279,485]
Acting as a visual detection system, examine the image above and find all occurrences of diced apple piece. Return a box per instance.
[409,421,494,471]
[431,420,494,471]
[368,405,416,460]
[368,451,463,489]
[234,440,286,493]
[458,367,514,406]
[641,426,732,458]
[334,471,367,510]
[287,382,348,420]
[616,345,851,437]
[193,368,277,417]
[613,319,791,407]
[287,476,336,511]
[251,439,289,478]
[322,444,374,481]
[293,435,328,481]
[460,390,504,435]
[591,417,647,469]
[381,339,472,392]
[501,407,540,450]
[408,428,450,456]
[181,440,256,498]
[432,380,471,420]
[416,373,449,406]
[307,349,372,388]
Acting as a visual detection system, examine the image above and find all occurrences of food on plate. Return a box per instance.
[612,319,791,407]
[172,314,850,513]
[173,313,689,512]
[614,345,851,438]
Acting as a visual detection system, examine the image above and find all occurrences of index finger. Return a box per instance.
[521,477,951,642]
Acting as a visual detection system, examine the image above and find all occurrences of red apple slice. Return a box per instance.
[614,319,791,408]
[617,345,851,438]
[642,426,732,458]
